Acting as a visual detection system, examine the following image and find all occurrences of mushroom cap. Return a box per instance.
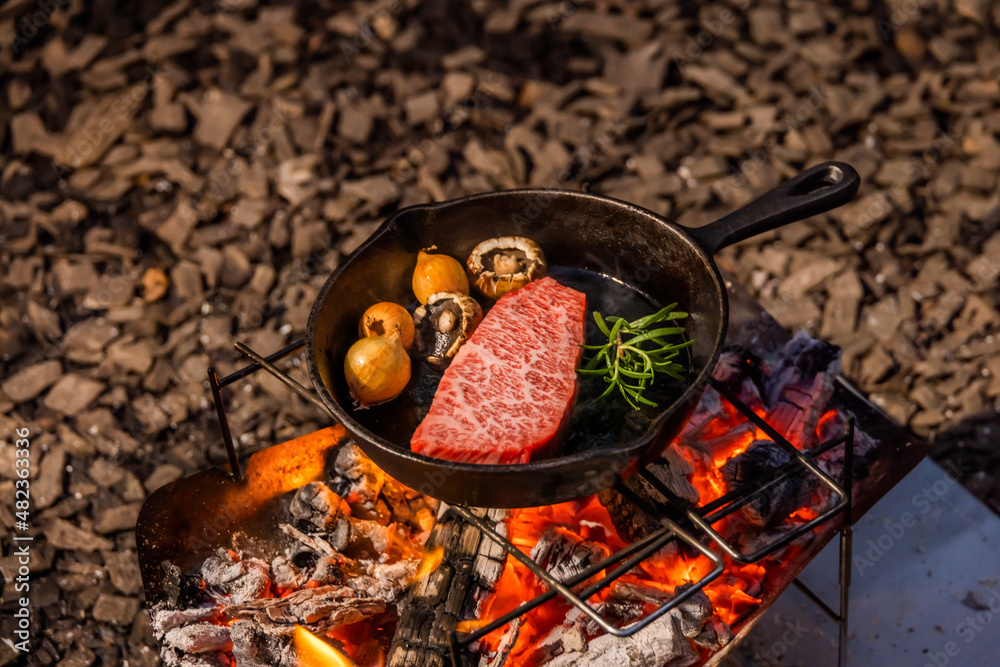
[412,291,483,366]
[466,236,546,299]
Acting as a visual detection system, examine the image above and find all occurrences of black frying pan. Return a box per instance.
[306,162,860,508]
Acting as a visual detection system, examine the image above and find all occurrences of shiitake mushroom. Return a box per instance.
[412,291,482,366]
[466,236,546,299]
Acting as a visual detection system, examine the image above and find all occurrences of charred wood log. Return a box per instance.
[388,506,509,667]
[722,439,813,527]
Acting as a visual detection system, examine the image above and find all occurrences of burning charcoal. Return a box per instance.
[200,551,243,584]
[280,524,337,555]
[765,330,841,447]
[270,556,306,590]
[200,550,271,603]
[584,596,645,635]
[287,495,352,550]
[161,560,183,606]
[334,443,386,508]
[521,609,589,666]
[641,447,700,505]
[543,612,697,667]
[349,560,420,602]
[713,347,766,391]
[677,386,725,443]
[671,585,713,639]
[815,408,878,473]
[530,526,610,583]
[310,553,355,585]
[722,440,813,527]
[693,616,734,650]
[150,604,223,637]
[480,618,522,667]
[163,624,233,653]
[612,581,713,639]
[600,445,700,544]
[230,622,297,667]
[161,649,233,667]
[347,519,393,559]
[290,481,347,531]
[598,487,659,544]
[378,479,433,528]
[225,585,385,631]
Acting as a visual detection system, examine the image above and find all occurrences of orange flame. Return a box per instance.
[455,618,491,633]
[294,625,357,667]
[471,394,845,665]
[412,547,444,582]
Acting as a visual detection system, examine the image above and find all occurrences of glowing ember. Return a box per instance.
[412,546,445,582]
[294,625,357,667]
[471,394,843,665]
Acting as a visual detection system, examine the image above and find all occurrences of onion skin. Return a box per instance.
[412,249,469,304]
[344,335,411,406]
[359,302,415,351]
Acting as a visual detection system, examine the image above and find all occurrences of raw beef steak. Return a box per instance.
[410,277,587,464]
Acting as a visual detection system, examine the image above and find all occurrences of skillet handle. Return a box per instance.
[686,161,860,254]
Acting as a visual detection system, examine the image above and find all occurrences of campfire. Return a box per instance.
[139,326,875,667]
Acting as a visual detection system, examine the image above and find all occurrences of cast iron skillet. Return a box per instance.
[307,161,860,508]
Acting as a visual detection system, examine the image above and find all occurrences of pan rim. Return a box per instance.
[305,187,728,479]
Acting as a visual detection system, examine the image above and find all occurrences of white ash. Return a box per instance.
[163,624,233,653]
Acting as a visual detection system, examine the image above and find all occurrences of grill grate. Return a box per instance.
[208,339,856,667]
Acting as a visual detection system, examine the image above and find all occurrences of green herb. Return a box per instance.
[577,303,693,410]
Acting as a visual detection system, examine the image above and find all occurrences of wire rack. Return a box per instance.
[209,339,857,667]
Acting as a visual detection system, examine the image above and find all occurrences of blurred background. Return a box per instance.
[1,0,998,664]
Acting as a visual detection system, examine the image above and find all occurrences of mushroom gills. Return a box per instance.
[412,292,483,366]
[466,236,547,299]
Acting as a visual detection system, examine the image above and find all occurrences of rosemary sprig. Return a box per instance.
[577,303,693,410]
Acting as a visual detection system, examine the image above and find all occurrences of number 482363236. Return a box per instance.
[14,427,30,527]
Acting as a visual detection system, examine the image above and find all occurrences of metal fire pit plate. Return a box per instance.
[135,427,348,606]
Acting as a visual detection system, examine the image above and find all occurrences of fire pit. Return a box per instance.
[136,276,928,667]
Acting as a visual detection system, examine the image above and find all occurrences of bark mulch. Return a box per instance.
[1,0,998,664]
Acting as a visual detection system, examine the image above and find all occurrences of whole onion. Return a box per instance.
[344,335,411,406]
[412,248,469,304]
[359,302,415,351]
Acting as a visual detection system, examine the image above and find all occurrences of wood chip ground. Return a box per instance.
[1,0,999,664]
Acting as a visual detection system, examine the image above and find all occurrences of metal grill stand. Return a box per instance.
[207,341,857,667]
